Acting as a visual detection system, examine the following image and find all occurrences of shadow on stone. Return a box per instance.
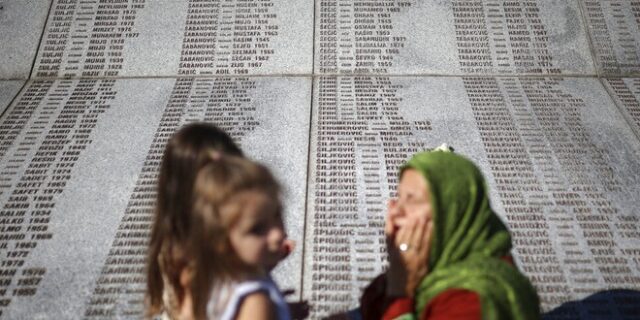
[543,289,640,320]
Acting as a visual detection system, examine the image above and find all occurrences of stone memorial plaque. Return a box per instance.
[30,0,313,79]
[304,76,640,318]
[315,0,595,75]
[3,0,640,318]
[602,78,640,138]
[0,81,25,114]
[581,0,640,75]
[0,77,311,319]
[0,0,51,80]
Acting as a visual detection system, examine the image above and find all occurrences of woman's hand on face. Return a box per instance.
[385,198,405,235]
[385,204,434,298]
[399,217,433,297]
[385,199,406,297]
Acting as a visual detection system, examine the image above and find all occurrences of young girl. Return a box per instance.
[145,124,291,319]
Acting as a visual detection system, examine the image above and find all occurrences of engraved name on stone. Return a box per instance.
[452,0,560,74]
[0,79,118,316]
[582,1,640,74]
[604,78,640,136]
[0,81,25,116]
[463,77,640,315]
[180,0,279,75]
[306,76,640,318]
[35,0,147,78]
[316,0,592,75]
[308,76,432,316]
[32,0,285,78]
[317,1,411,74]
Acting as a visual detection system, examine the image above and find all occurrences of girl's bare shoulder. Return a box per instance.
[235,291,275,320]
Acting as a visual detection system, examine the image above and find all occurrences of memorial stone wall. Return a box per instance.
[1,0,640,319]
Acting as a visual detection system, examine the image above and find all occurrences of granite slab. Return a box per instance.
[581,0,640,75]
[304,76,640,318]
[30,0,313,79]
[315,0,596,76]
[0,0,51,80]
[602,78,640,139]
[0,77,311,319]
[0,80,25,114]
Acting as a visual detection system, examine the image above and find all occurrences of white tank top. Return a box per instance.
[207,277,291,320]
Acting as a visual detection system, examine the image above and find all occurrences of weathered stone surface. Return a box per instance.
[0,0,50,79]
[315,0,595,75]
[0,80,24,114]
[305,76,640,318]
[30,0,313,78]
[2,1,640,319]
[581,1,640,75]
[0,77,311,319]
[602,78,640,138]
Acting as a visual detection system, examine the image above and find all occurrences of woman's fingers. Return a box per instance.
[385,198,398,236]
[402,219,433,296]
[419,221,434,260]
[414,220,433,275]
[394,218,413,248]
[385,200,399,256]
[391,217,432,267]
[410,218,426,251]
[388,198,398,210]
[414,219,433,262]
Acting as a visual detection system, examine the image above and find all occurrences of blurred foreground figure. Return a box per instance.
[145,123,294,319]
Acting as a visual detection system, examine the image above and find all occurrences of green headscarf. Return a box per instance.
[402,151,540,320]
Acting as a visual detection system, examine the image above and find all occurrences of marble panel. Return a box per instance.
[0,77,311,319]
[30,0,313,79]
[602,78,640,138]
[581,0,640,75]
[0,0,51,79]
[315,0,596,76]
[0,80,25,114]
[304,76,640,318]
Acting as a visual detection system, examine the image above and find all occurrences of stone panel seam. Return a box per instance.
[23,73,607,81]
[576,0,602,77]
[27,0,54,81]
[299,0,318,300]
[0,79,30,121]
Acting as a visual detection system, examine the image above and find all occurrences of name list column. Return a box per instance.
[317,0,410,74]
[309,76,430,317]
[34,0,146,78]
[0,79,117,317]
[605,78,640,132]
[582,1,640,74]
[179,0,279,76]
[463,77,640,316]
[452,0,559,74]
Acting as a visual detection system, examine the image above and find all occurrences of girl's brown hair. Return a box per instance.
[145,123,243,317]
[187,154,281,319]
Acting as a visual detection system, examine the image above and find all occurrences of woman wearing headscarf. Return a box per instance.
[360,149,540,319]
